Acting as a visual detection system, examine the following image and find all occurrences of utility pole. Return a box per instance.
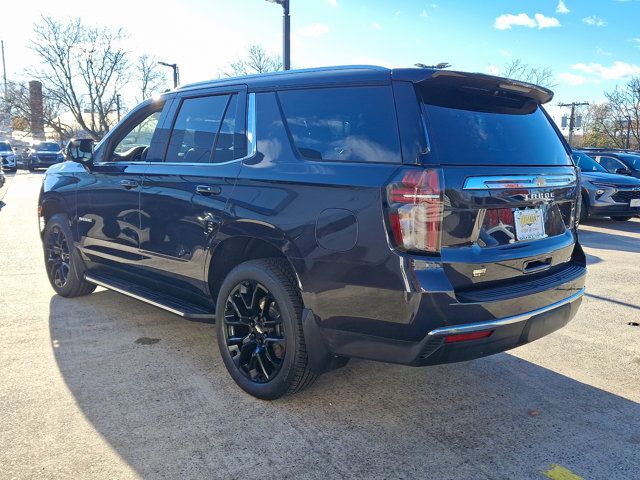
[558,101,589,147]
[116,94,121,122]
[625,116,632,149]
[1,40,7,99]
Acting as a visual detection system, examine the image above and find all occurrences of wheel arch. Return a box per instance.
[205,233,305,305]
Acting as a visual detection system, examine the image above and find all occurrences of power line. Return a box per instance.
[558,101,589,147]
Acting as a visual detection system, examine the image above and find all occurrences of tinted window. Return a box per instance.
[0,142,11,150]
[573,152,607,172]
[422,96,570,166]
[617,154,640,170]
[166,95,229,163]
[278,86,401,163]
[213,94,240,163]
[38,142,60,151]
[598,156,626,171]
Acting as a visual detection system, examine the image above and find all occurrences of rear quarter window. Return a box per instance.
[278,86,401,163]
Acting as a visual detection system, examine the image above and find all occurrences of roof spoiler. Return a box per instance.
[392,69,554,104]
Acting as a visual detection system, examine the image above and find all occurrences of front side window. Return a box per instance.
[278,86,401,163]
[598,156,626,172]
[112,110,162,161]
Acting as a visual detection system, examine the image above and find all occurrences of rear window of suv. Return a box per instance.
[420,88,570,166]
[278,86,401,163]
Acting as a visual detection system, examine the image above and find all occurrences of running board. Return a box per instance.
[84,273,215,321]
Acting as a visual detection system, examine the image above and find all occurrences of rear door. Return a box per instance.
[138,86,247,303]
[414,76,580,293]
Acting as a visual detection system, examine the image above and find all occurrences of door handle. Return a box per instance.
[196,185,222,196]
[120,179,139,189]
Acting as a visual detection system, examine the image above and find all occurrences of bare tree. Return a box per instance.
[581,78,640,149]
[28,16,131,140]
[501,59,557,89]
[222,44,282,77]
[136,54,168,103]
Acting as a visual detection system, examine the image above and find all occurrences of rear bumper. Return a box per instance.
[310,287,584,367]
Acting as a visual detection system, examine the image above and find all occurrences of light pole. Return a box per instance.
[266,0,290,70]
[158,61,179,88]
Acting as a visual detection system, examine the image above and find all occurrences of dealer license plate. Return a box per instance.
[630,199,640,207]
[514,208,546,241]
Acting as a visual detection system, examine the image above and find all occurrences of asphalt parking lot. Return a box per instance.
[1,171,639,480]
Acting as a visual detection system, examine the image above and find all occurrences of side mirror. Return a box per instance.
[616,167,631,176]
[65,138,94,165]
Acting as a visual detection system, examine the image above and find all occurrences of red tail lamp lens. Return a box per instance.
[386,169,443,253]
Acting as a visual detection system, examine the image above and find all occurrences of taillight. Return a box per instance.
[385,168,444,254]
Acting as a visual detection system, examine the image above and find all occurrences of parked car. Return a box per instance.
[0,141,17,172]
[25,141,64,171]
[38,66,586,399]
[573,150,640,221]
[581,149,640,179]
[16,146,32,169]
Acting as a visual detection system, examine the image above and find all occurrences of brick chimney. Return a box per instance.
[29,80,45,141]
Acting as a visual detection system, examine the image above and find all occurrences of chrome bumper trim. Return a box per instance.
[427,287,585,336]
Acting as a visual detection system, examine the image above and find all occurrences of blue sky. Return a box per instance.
[3,0,639,105]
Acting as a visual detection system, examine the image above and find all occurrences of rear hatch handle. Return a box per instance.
[523,257,552,274]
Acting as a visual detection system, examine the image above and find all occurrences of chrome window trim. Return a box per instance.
[463,173,576,190]
[427,287,585,337]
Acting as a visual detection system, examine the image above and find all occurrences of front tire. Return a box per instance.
[43,214,96,297]
[216,258,317,400]
[579,198,589,223]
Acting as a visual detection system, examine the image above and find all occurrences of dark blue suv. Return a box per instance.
[38,66,586,399]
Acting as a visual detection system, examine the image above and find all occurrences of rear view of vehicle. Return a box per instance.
[368,70,586,366]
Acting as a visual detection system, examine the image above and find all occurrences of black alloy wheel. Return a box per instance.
[216,258,317,399]
[46,225,71,289]
[222,280,286,383]
[42,214,96,297]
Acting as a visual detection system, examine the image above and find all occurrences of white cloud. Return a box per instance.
[535,13,561,29]
[582,16,607,27]
[494,13,536,30]
[420,9,429,19]
[326,0,338,7]
[558,72,587,86]
[371,22,382,30]
[297,23,330,37]
[494,13,560,30]
[556,1,570,14]
[570,61,640,80]
[630,38,640,47]
[499,49,512,57]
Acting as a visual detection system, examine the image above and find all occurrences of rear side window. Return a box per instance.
[420,89,570,166]
[278,86,401,163]
[166,95,229,163]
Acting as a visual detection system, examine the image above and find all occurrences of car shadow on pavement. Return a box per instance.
[578,229,640,254]
[48,291,640,480]
[581,218,640,234]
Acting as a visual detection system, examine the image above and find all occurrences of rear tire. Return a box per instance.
[216,258,317,400]
[610,216,633,221]
[43,214,96,297]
